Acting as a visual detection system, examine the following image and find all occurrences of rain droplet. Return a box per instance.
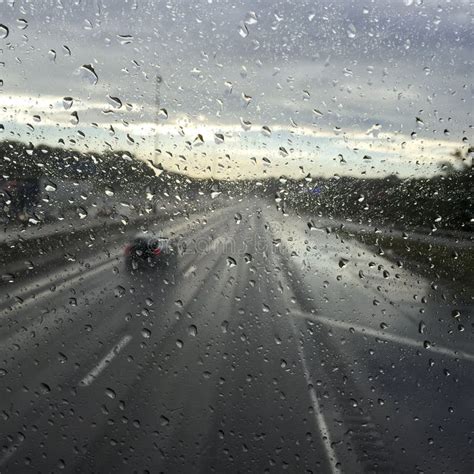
[63,97,74,110]
[76,207,87,219]
[176,339,184,348]
[221,320,229,333]
[214,133,224,144]
[114,285,126,298]
[105,387,116,399]
[107,95,122,109]
[117,34,133,45]
[338,258,349,268]
[40,383,51,394]
[79,64,99,85]
[238,23,249,38]
[48,50,57,62]
[240,118,252,130]
[418,321,426,334]
[193,134,204,146]
[346,23,357,38]
[16,19,28,30]
[451,310,460,319]
[0,25,9,39]
[141,328,151,339]
[241,93,252,105]
[44,182,57,192]
[261,125,272,136]
[70,111,79,125]
[158,108,168,119]
[227,257,237,267]
[245,11,258,25]
[188,325,197,336]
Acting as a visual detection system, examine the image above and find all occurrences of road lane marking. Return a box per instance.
[79,334,132,387]
[183,265,197,278]
[0,253,120,317]
[294,310,474,363]
[0,434,24,468]
[290,320,341,474]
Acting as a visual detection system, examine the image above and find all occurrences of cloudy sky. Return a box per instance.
[0,0,471,179]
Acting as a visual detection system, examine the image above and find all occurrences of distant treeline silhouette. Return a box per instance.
[1,139,471,232]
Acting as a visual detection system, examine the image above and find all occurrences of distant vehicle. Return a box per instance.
[124,234,179,270]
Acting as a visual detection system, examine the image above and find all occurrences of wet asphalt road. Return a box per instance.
[0,200,473,473]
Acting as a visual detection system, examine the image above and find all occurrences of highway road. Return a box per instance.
[0,199,472,473]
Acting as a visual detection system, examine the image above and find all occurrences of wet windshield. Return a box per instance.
[0,0,472,472]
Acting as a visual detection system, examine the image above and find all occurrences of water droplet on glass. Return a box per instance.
[117,34,133,45]
[0,25,9,39]
[70,111,79,125]
[79,64,98,85]
[240,118,252,130]
[338,258,349,268]
[188,325,198,336]
[158,108,168,119]
[238,23,249,38]
[261,125,272,137]
[346,23,357,38]
[107,95,122,109]
[242,93,252,105]
[419,321,426,334]
[45,183,57,192]
[114,285,126,298]
[40,383,51,394]
[244,11,258,25]
[77,207,88,219]
[16,19,28,30]
[214,133,224,144]
[63,97,74,110]
[221,320,229,333]
[105,387,116,399]
[193,134,204,146]
[141,328,151,339]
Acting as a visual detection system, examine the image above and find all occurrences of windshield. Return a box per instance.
[0,0,472,472]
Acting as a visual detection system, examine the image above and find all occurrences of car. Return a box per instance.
[124,234,179,270]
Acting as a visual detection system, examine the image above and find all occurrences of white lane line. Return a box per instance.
[0,253,120,317]
[290,319,341,474]
[79,334,132,387]
[183,264,197,278]
[293,310,474,363]
[0,434,24,468]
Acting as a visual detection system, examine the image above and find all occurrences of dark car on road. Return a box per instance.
[124,234,179,270]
